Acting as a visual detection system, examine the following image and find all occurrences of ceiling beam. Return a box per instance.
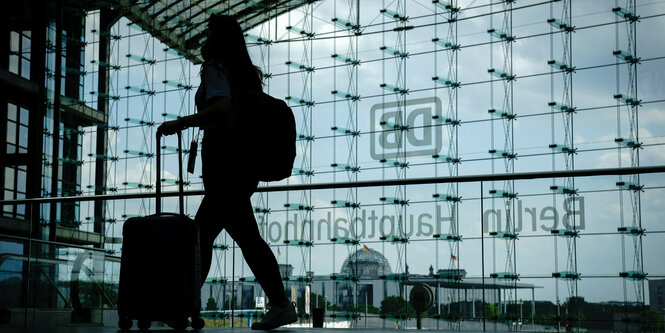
[107,0,311,65]
[117,0,202,63]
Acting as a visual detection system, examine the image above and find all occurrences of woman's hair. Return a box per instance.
[200,14,263,91]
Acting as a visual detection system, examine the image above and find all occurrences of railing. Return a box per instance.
[0,165,663,330]
[1,165,662,204]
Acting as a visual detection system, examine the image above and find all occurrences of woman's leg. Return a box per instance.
[225,199,290,307]
[195,195,226,286]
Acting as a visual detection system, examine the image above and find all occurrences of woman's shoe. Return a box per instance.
[251,302,297,330]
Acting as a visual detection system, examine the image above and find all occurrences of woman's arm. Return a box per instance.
[156,96,232,136]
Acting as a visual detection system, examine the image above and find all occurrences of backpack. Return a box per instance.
[203,61,296,182]
[236,90,297,182]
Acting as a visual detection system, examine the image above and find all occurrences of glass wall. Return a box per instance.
[1,0,664,331]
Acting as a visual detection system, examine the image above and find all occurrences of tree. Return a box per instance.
[381,296,415,318]
[642,310,664,332]
[206,297,219,311]
[347,303,381,315]
[487,303,499,320]
[309,292,330,311]
[224,298,239,310]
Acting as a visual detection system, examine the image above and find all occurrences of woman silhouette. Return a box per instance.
[157,14,296,330]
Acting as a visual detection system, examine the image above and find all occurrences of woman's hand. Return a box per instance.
[156,97,230,135]
[157,119,184,136]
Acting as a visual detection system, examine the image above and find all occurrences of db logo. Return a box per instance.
[370,97,443,160]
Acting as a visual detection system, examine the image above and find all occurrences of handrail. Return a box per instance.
[0,234,120,256]
[0,165,663,206]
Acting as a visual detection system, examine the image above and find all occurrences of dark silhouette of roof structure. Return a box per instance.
[101,0,309,64]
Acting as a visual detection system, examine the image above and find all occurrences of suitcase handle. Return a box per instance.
[156,131,184,215]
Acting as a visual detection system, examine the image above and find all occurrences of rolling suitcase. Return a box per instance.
[117,131,204,330]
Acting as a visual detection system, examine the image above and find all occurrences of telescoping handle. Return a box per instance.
[156,131,185,215]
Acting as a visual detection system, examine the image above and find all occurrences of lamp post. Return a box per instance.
[519,299,523,330]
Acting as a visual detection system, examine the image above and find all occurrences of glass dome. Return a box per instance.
[340,248,392,278]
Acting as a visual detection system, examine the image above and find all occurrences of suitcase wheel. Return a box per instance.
[137,319,151,330]
[173,318,189,330]
[191,317,205,330]
[118,317,132,330]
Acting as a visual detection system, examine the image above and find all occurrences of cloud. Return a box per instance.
[595,149,631,169]
[641,142,665,165]
[642,107,665,127]
[593,127,665,167]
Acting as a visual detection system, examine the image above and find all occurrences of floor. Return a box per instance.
[0,327,456,333]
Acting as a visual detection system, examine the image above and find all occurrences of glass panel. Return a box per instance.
[21,57,30,79]
[17,169,26,193]
[3,190,13,215]
[0,236,118,326]
[7,103,17,121]
[18,125,28,148]
[2,189,12,200]
[6,143,16,154]
[15,192,24,216]
[4,167,14,190]
[21,33,30,59]
[6,121,16,144]
[19,107,29,126]
[0,239,24,309]
[8,55,18,75]
[9,31,18,52]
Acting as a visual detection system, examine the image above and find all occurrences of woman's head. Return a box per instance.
[200,14,262,89]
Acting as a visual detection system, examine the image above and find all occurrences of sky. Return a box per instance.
[65,0,665,306]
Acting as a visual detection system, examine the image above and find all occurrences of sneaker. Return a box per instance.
[251,302,297,330]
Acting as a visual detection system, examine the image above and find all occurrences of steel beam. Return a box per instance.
[117,0,199,63]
